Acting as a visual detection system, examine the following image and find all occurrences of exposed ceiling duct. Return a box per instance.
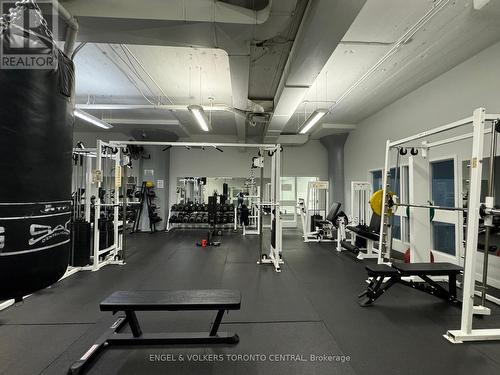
[60,0,272,24]
[62,0,308,142]
[265,0,367,141]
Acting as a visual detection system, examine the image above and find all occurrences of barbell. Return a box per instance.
[369,189,465,218]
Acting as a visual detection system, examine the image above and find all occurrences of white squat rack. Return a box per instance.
[377,108,500,343]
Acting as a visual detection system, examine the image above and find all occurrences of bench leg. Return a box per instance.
[448,273,457,299]
[414,275,460,305]
[210,309,225,336]
[68,316,128,375]
[125,310,143,337]
[359,276,398,306]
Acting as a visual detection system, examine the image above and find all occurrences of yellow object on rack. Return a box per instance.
[145,181,154,188]
[369,189,396,216]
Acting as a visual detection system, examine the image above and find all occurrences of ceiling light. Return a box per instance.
[188,105,210,132]
[299,109,328,134]
[74,109,113,129]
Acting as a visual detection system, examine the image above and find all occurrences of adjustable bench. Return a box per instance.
[69,289,241,375]
[346,213,381,260]
[359,262,462,306]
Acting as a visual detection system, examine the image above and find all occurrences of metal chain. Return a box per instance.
[1,0,54,42]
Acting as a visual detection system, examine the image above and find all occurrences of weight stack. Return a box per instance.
[0,26,75,300]
[70,221,91,267]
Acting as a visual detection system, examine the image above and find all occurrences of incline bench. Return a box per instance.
[358,263,462,306]
[70,289,241,374]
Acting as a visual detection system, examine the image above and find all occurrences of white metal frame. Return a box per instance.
[108,140,284,273]
[345,181,379,259]
[350,181,371,226]
[300,180,331,242]
[85,140,125,272]
[376,108,500,342]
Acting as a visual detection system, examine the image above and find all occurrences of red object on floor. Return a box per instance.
[404,249,410,263]
[201,239,207,248]
[430,250,435,263]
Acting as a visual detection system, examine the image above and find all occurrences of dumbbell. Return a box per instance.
[202,216,209,223]
[171,204,178,211]
[189,215,196,223]
[182,216,189,223]
[177,203,184,212]
[229,203,235,211]
[169,214,177,223]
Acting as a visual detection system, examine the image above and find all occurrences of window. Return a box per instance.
[432,221,455,255]
[280,177,296,201]
[392,215,401,240]
[389,168,401,197]
[372,168,401,196]
[431,159,455,207]
[296,177,318,201]
[372,170,382,192]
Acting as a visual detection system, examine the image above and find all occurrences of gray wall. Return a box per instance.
[343,40,500,287]
[168,140,329,206]
[344,40,500,212]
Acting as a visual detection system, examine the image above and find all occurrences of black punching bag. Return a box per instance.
[0,26,75,300]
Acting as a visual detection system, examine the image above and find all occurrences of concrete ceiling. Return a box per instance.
[65,0,308,142]
[287,0,500,133]
[75,44,233,105]
[67,0,500,143]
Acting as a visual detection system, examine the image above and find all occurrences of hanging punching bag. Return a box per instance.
[0,12,75,300]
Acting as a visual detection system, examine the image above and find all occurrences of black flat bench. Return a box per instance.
[359,262,462,306]
[346,226,380,241]
[69,289,241,375]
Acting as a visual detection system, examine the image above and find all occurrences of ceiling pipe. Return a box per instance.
[66,0,298,143]
[76,103,248,119]
[55,1,79,56]
[61,0,273,24]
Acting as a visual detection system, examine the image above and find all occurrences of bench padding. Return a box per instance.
[365,264,399,275]
[393,262,462,275]
[101,290,241,311]
[347,226,380,241]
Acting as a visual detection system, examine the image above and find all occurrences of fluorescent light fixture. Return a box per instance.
[298,109,328,134]
[188,105,210,132]
[74,109,113,129]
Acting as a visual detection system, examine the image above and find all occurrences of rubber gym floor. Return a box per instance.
[1,230,499,375]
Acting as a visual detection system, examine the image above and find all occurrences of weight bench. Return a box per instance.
[69,289,241,375]
[346,213,381,259]
[358,262,462,306]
